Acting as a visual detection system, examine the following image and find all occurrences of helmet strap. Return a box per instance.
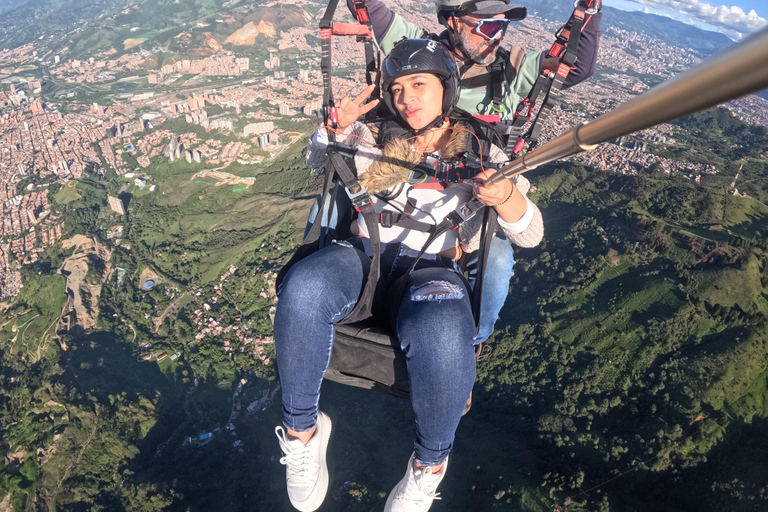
[410,114,451,139]
[449,14,473,63]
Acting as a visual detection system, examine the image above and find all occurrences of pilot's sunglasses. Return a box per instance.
[464,18,510,40]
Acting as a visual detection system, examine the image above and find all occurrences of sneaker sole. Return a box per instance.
[290,411,332,512]
[384,472,406,512]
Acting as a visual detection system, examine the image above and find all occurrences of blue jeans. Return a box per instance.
[466,233,516,344]
[305,194,516,344]
[274,238,476,466]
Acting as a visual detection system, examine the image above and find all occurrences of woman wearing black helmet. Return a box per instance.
[274,39,542,512]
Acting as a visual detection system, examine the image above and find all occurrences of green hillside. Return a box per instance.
[469,158,768,511]
[2,81,768,512]
[4,152,768,510]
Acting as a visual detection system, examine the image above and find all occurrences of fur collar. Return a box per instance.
[360,120,473,193]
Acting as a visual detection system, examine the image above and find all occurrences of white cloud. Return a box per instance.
[717,26,744,39]
[629,0,767,34]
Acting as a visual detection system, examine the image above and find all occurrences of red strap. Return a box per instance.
[355,8,370,23]
[331,23,372,37]
[557,62,572,78]
[473,114,501,123]
[413,181,449,190]
[548,42,564,57]
[320,28,332,40]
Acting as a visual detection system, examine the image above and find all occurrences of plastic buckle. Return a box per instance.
[512,138,527,155]
[346,186,372,211]
[437,161,451,182]
[573,0,598,15]
[380,211,394,228]
[496,119,517,133]
[446,202,479,228]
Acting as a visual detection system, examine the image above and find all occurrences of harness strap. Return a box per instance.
[327,150,381,324]
[352,0,381,122]
[490,58,505,114]
[523,6,589,148]
[379,210,436,232]
[320,0,339,137]
[471,207,498,331]
[493,1,596,159]
[321,0,381,132]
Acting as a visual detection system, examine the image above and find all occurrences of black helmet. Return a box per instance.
[381,38,460,129]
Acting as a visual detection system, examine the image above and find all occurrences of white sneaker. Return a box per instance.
[385,453,447,512]
[275,411,332,512]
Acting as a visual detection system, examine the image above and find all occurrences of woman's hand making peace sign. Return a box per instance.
[334,84,380,130]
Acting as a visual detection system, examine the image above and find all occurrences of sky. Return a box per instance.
[609,0,768,39]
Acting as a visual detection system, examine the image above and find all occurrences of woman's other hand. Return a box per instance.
[472,170,527,224]
[334,84,380,130]
[472,169,512,206]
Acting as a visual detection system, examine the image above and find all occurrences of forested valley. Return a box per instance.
[1,108,767,511]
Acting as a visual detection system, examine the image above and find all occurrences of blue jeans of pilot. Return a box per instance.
[466,233,516,344]
[274,238,476,466]
[305,193,516,345]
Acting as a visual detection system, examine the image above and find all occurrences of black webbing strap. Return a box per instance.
[522,6,589,149]
[327,150,381,324]
[504,1,596,158]
[471,206,498,332]
[501,74,548,156]
[320,0,340,137]
[379,210,436,232]
[276,145,380,324]
[413,161,482,184]
[352,0,381,122]
[490,58,505,114]
[405,197,486,275]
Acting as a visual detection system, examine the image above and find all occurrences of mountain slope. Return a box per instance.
[524,0,734,57]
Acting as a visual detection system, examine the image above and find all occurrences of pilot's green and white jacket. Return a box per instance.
[377,13,543,121]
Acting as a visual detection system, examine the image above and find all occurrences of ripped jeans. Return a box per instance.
[274,237,476,466]
[305,194,515,345]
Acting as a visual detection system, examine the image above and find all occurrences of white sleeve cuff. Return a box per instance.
[310,127,328,147]
[497,197,534,234]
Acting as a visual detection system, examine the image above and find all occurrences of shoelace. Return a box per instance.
[400,467,442,504]
[275,427,316,480]
[475,343,493,362]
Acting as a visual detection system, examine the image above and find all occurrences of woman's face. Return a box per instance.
[390,73,444,131]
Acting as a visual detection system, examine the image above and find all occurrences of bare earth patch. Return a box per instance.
[139,267,161,289]
[57,236,111,336]
[123,38,146,50]
[0,493,11,512]
[225,20,276,45]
